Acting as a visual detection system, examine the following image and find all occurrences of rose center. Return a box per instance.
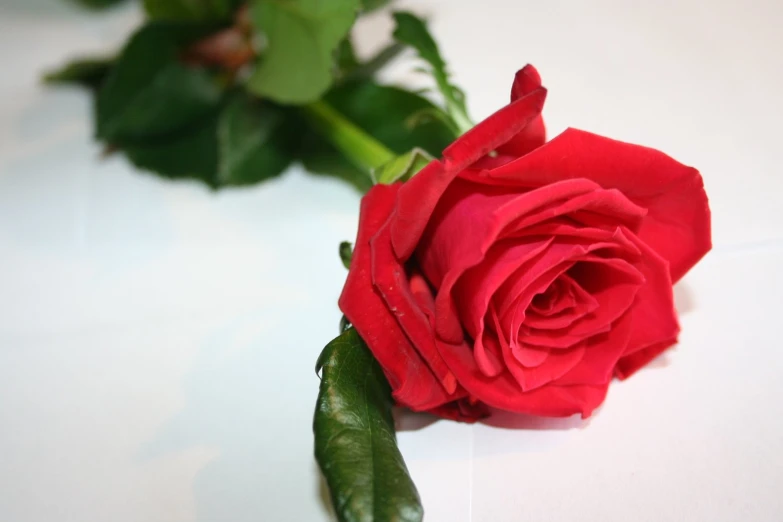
[530,279,567,315]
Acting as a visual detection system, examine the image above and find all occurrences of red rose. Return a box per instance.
[339,65,711,421]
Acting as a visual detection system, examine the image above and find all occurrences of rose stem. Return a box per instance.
[301,100,396,179]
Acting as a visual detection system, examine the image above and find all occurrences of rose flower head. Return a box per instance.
[340,65,711,422]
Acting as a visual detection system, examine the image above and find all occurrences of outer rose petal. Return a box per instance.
[371,213,458,394]
[479,128,712,282]
[623,230,681,351]
[612,230,681,379]
[339,184,462,411]
[390,87,548,260]
[615,338,677,379]
[497,64,546,156]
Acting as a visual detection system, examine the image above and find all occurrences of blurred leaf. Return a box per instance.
[392,11,472,132]
[315,328,423,522]
[339,241,353,269]
[143,0,241,21]
[344,41,405,81]
[43,56,114,90]
[301,80,456,192]
[405,106,459,135]
[67,0,128,9]
[124,113,220,187]
[216,92,299,186]
[96,22,223,143]
[361,0,390,11]
[246,0,360,104]
[299,131,373,192]
[335,37,360,79]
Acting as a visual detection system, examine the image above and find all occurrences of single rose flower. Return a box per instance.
[339,65,711,421]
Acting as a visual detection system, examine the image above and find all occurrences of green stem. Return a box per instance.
[302,101,396,178]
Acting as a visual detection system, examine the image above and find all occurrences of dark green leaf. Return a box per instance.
[143,0,241,21]
[344,42,405,82]
[247,0,360,104]
[339,315,351,333]
[339,241,353,269]
[67,0,128,9]
[43,56,114,90]
[124,113,219,187]
[314,328,423,522]
[335,38,360,79]
[299,131,373,192]
[96,22,223,143]
[300,80,456,192]
[216,93,298,186]
[392,11,472,132]
[361,0,390,11]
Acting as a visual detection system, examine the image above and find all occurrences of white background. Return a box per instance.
[1,0,782,521]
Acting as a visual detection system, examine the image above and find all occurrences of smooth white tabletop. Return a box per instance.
[1,1,782,521]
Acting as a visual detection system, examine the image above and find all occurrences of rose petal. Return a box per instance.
[615,338,677,379]
[497,64,547,156]
[511,343,549,368]
[419,178,602,343]
[520,256,643,349]
[510,221,642,258]
[479,128,712,282]
[339,184,462,411]
[391,87,548,260]
[371,214,458,395]
[554,310,633,386]
[474,329,505,377]
[505,186,647,234]
[494,240,633,321]
[436,335,608,417]
[492,308,585,392]
[454,237,553,339]
[524,274,599,330]
[614,229,681,377]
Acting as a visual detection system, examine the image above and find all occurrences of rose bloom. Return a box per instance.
[339,65,711,421]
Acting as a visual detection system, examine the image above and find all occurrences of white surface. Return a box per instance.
[1,1,782,521]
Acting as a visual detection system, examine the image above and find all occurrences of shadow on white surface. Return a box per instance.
[482,409,589,431]
[394,408,441,432]
[138,312,335,522]
[673,280,695,315]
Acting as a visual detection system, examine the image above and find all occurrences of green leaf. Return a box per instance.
[43,56,114,90]
[314,328,423,522]
[335,37,360,79]
[373,148,432,185]
[143,0,241,21]
[300,80,456,192]
[216,93,298,186]
[299,131,374,192]
[246,0,360,104]
[124,113,220,187]
[96,22,223,143]
[392,11,472,133]
[344,42,405,82]
[339,241,353,269]
[66,0,128,9]
[361,0,389,11]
